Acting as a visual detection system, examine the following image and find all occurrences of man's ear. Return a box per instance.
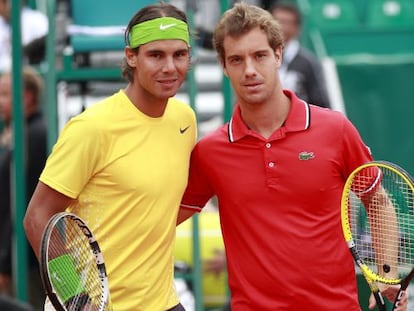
[23,90,37,115]
[222,62,229,77]
[125,47,137,67]
[23,90,34,108]
[275,46,283,64]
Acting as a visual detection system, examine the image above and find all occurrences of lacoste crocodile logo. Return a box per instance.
[180,125,190,134]
[160,23,176,31]
[298,151,315,160]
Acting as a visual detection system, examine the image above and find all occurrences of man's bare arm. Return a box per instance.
[23,181,74,260]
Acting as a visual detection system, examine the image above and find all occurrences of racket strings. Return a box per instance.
[47,218,104,310]
[349,166,414,279]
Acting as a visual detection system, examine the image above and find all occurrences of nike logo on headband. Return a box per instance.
[160,23,176,31]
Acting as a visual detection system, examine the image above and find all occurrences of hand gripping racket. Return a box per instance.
[341,161,414,310]
[40,212,112,311]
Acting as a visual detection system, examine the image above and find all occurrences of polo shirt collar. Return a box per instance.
[228,90,310,143]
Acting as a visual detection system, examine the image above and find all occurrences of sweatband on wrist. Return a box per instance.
[49,254,85,303]
[129,17,190,48]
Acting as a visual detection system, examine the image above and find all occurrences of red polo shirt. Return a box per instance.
[181,91,372,310]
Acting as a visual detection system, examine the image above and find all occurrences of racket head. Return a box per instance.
[341,161,414,285]
[40,212,111,311]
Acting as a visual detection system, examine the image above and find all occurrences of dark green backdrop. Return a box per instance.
[337,58,414,176]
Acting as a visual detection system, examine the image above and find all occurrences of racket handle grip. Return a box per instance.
[374,291,386,311]
[391,289,405,311]
[65,293,92,311]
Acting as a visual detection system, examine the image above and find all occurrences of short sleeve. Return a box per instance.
[39,118,103,198]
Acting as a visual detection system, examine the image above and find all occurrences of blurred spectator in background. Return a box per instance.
[0,0,48,73]
[270,2,331,108]
[261,0,276,11]
[204,248,231,311]
[0,67,47,310]
[204,248,227,277]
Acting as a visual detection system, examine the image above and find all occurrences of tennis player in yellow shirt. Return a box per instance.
[23,3,197,310]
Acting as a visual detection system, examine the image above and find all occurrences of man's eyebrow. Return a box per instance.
[226,49,270,58]
[175,48,190,53]
[145,48,189,54]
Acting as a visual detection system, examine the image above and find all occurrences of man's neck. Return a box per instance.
[240,92,290,139]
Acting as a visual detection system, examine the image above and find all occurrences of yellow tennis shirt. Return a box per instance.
[40,90,197,310]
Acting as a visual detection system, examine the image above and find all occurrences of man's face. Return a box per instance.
[0,0,10,21]
[0,74,12,123]
[222,27,282,107]
[272,9,300,43]
[127,39,190,101]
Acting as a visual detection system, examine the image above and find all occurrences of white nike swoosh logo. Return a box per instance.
[160,23,177,31]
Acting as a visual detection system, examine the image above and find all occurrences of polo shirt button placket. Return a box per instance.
[264,143,275,168]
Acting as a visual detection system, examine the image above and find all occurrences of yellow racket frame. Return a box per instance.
[340,160,414,285]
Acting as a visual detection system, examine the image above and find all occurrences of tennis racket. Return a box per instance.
[341,161,414,310]
[40,212,112,311]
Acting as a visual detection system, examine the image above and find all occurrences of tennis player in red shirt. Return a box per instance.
[178,3,408,311]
